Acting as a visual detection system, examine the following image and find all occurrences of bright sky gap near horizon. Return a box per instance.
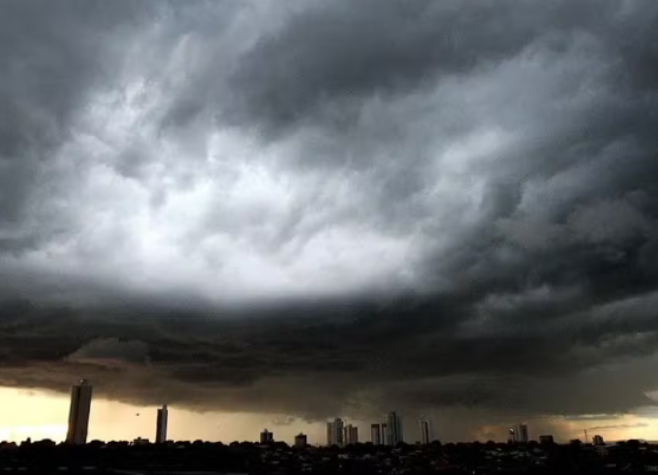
[1,0,658,444]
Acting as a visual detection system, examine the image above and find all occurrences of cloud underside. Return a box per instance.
[1,0,658,431]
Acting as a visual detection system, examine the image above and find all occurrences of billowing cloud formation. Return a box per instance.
[1,0,658,437]
[66,338,150,368]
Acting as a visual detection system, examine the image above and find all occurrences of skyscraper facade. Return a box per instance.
[518,424,529,443]
[386,412,403,446]
[155,405,168,443]
[344,424,358,445]
[294,433,308,448]
[326,418,344,446]
[66,380,93,445]
[419,419,432,445]
[381,423,388,445]
[260,429,274,444]
[371,423,382,445]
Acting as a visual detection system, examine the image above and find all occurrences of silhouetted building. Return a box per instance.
[539,435,555,444]
[419,420,431,445]
[155,405,168,443]
[260,429,274,444]
[508,428,516,443]
[371,423,382,445]
[381,423,389,444]
[593,435,604,446]
[327,418,344,446]
[66,380,93,445]
[294,433,307,448]
[344,424,358,445]
[133,437,149,446]
[386,412,403,446]
[518,424,529,443]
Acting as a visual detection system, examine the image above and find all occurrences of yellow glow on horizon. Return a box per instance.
[0,424,67,443]
[0,386,327,444]
[1,386,656,444]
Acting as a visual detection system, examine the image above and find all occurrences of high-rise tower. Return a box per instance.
[326,418,345,446]
[419,419,432,445]
[386,412,403,446]
[371,423,382,445]
[260,429,274,444]
[518,424,529,443]
[343,424,358,445]
[156,405,168,443]
[66,380,93,445]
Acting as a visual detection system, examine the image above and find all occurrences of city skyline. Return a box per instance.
[1,0,658,446]
[0,385,654,445]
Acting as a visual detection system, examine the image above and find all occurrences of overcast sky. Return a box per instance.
[1,0,658,442]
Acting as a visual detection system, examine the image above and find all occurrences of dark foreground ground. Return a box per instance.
[1,439,657,474]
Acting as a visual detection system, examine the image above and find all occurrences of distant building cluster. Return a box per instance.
[331,411,435,447]
[325,419,359,446]
[60,379,599,450]
[327,412,421,447]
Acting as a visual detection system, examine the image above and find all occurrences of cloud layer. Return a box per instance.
[1,0,658,436]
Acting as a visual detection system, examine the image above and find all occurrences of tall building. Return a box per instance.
[381,423,389,445]
[344,424,358,445]
[593,435,604,446]
[66,380,93,445]
[371,423,382,445]
[518,424,529,443]
[419,420,432,445]
[260,429,274,444]
[386,412,403,446]
[294,433,308,448]
[508,428,516,443]
[326,418,344,446]
[155,405,168,443]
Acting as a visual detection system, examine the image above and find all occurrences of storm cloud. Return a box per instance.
[1,0,658,438]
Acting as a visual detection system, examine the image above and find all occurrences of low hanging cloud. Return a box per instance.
[65,338,151,368]
[0,0,658,438]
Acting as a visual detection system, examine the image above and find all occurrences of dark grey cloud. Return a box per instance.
[0,0,658,439]
[1,292,657,423]
[0,0,157,251]
[66,338,151,367]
